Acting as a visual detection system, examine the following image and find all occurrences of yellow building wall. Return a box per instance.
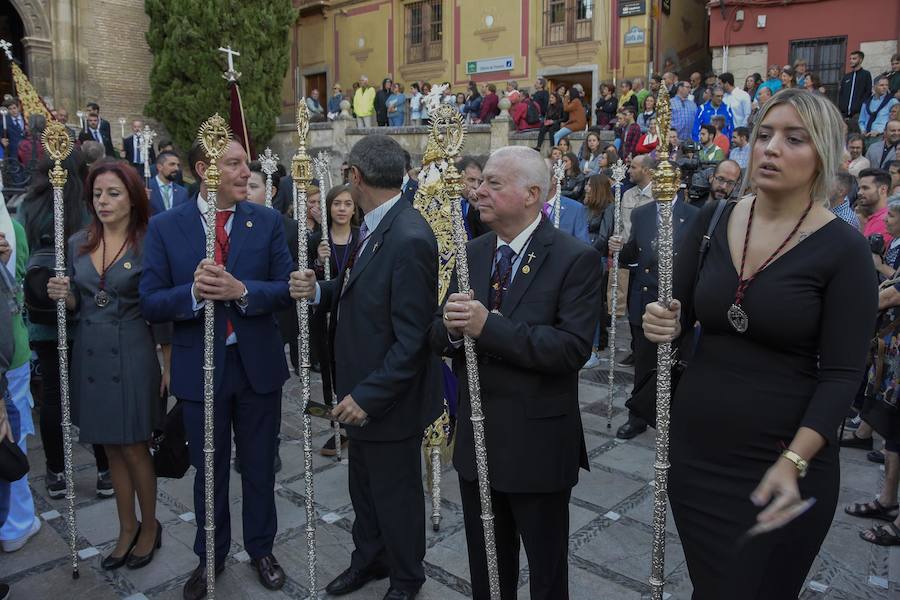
[658,0,709,76]
[284,0,702,113]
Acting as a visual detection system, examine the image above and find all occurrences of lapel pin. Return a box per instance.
[246,220,253,228]
[527,251,536,264]
[123,261,132,270]
[372,241,380,253]
[522,265,531,274]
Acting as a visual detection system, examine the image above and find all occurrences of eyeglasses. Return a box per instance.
[713,175,739,187]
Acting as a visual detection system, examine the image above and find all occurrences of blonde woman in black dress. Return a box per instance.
[48,160,162,570]
[643,88,877,598]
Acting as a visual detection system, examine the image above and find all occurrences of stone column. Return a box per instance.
[51,0,78,111]
[21,37,54,103]
[489,115,511,153]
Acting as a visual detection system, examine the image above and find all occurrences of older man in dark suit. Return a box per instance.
[290,135,441,600]
[122,119,157,174]
[430,146,603,600]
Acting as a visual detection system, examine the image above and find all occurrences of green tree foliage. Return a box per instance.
[145,0,294,153]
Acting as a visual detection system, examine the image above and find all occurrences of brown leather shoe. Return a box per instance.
[182,563,225,600]
[253,554,286,590]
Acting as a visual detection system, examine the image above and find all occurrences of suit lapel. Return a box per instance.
[175,202,206,261]
[226,202,250,270]
[468,234,495,306]
[500,219,553,316]
[343,199,405,295]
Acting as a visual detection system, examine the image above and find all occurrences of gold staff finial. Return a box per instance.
[293,104,312,186]
[42,120,74,187]
[651,87,679,203]
[197,113,233,192]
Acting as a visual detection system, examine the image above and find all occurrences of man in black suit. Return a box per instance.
[457,156,490,239]
[400,149,419,204]
[430,146,603,600]
[85,102,112,141]
[290,134,441,600]
[609,186,698,438]
[78,112,115,157]
[122,119,157,174]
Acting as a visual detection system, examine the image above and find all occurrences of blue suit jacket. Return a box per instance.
[139,199,294,402]
[4,117,26,159]
[148,177,189,215]
[548,196,590,244]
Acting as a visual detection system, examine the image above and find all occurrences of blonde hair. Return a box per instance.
[740,88,843,202]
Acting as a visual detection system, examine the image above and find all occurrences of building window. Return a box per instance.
[406,0,442,64]
[544,0,593,46]
[789,36,847,103]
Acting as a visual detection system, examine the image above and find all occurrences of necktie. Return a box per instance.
[162,184,172,210]
[490,245,516,311]
[341,221,369,299]
[93,129,101,142]
[214,211,234,338]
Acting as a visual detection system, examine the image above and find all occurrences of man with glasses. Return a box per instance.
[693,85,734,143]
[702,160,742,208]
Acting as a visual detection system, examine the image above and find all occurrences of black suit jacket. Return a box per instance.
[400,178,419,204]
[619,198,698,324]
[318,199,442,441]
[78,129,115,157]
[430,218,603,494]
[122,134,157,167]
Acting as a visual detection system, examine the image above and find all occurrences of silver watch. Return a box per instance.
[236,285,249,309]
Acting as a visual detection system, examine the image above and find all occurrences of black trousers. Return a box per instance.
[348,435,425,592]
[33,340,108,474]
[459,476,571,600]
[182,346,280,564]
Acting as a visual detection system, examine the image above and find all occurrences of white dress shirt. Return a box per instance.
[724,87,752,128]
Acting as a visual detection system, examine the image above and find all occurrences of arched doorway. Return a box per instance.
[0,0,26,100]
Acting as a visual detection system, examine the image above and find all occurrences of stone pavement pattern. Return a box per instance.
[3,341,899,599]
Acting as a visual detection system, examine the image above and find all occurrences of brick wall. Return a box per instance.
[74,0,154,137]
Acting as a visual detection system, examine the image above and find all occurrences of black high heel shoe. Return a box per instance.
[126,520,162,569]
[101,523,141,570]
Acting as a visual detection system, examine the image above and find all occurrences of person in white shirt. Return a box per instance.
[847,134,871,177]
[720,72,752,128]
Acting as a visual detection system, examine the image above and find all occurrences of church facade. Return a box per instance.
[0,0,153,125]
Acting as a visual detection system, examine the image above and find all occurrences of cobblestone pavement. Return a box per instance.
[3,340,898,599]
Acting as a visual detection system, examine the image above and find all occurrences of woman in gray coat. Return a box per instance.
[48,160,162,571]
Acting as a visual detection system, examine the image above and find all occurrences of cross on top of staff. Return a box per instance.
[0,39,13,61]
[219,45,241,82]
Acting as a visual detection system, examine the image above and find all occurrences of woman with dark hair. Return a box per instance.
[579,131,604,175]
[745,73,763,98]
[375,77,393,127]
[463,81,482,123]
[637,94,657,133]
[47,159,162,570]
[17,152,114,499]
[554,88,587,145]
[584,173,616,367]
[311,184,359,456]
[595,82,619,130]
[559,151,586,201]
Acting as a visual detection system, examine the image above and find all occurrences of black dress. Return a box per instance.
[669,201,876,599]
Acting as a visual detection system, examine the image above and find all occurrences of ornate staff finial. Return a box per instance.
[0,39,13,62]
[197,113,233,190]
[651,87,679,204]
[219,45,241,82]
[259,147,279,176]
[611,159,627,184]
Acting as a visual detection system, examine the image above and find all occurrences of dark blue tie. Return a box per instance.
[489,245,516,311]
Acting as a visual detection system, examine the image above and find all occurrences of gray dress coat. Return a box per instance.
[68,231,161,444]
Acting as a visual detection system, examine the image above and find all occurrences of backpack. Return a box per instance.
[23,246,57,325]
[524,100,541,125]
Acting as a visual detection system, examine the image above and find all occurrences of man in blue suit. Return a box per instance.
[140,139,293,599]
[546,171,590,243]
[148,151,188,215]
[0,99,26,162]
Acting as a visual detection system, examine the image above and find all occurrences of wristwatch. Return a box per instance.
[236,285,249,310]
[780,449,808,478]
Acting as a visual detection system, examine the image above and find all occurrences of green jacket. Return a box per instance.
[8,220,29,369]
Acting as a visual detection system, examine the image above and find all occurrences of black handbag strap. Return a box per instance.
[696,199,729,282]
